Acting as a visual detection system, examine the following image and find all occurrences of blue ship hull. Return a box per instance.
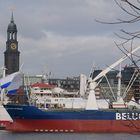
[4,104,140,133]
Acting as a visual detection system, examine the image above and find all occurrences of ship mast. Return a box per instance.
[117,63,122,101]
[111,63,127,109]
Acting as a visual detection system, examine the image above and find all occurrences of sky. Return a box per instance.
[0,0,140,78]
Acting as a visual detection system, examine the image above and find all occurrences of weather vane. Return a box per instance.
[9,6,15,13]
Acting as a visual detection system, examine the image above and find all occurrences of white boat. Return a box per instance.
[30,83,87,109]
[0,104,12,129]
[0,71,21,129]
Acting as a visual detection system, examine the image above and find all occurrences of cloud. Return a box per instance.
[0,0,139,77]
[18,31,121,77]
[2,0,120,39]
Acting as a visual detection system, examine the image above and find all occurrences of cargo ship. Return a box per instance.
[3,46,140,133]
[3,103,140,133]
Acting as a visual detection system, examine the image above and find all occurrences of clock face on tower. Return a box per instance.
[10,43,17,50]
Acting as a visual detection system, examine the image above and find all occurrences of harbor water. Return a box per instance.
[0,131,140,140]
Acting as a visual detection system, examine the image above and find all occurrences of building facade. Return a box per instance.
[92,66,140,102]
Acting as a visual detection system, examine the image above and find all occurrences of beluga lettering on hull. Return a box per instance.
[116,113,140,120]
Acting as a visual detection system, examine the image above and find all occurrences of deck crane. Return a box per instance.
[86,46,140,110]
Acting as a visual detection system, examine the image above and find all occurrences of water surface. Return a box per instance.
[0,130,140,140]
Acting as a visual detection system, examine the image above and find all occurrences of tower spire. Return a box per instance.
[11,11,14,23]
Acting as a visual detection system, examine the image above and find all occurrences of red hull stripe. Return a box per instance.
[6,119,140,133]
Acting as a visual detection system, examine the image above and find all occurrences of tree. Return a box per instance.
[97,0,140,68]
[96,0,140,102]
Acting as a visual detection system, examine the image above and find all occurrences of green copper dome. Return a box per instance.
[7,12,17,32]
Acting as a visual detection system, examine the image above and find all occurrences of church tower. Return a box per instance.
[4,12,20,75]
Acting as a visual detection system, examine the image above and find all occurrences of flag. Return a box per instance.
[0,72,23,94]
